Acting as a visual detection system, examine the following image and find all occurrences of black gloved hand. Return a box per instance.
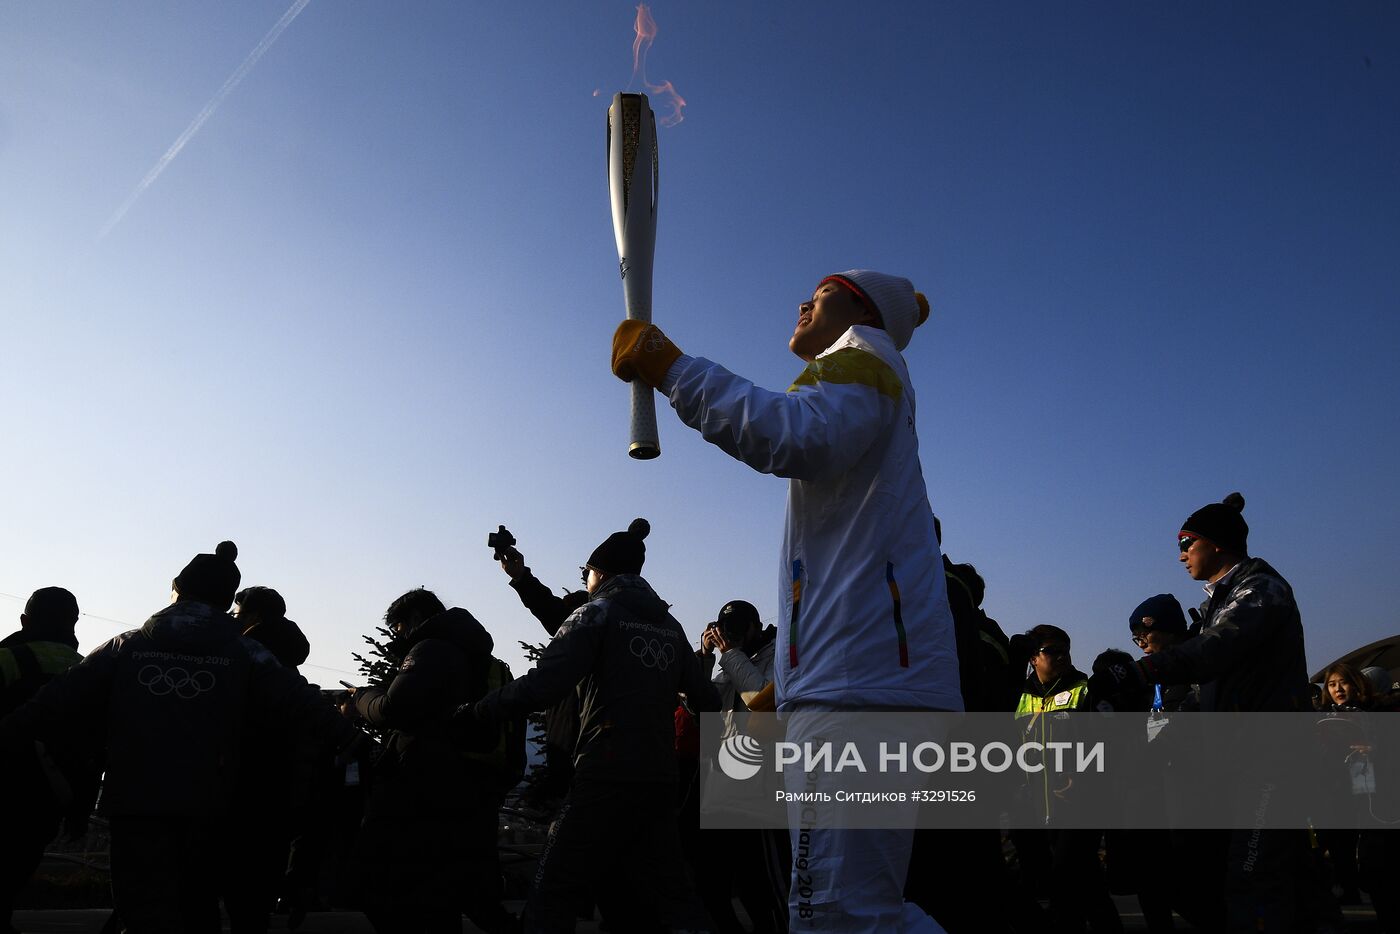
[452,702,499,752]
[1088,649,1152,712]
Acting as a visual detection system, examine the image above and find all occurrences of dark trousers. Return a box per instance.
[357,808,515,934]
[1360,830,1400,934]
[1108,828,1225,934]
[524,779,700,934]
[1223,828,1313,934]
[0,808,58,931]
[1048,830,1123,934]
[1316,828,1360,898]
[223,812,291,934]
[109,816,225,934]
[906,828,1031,934]
[693,827,788,934]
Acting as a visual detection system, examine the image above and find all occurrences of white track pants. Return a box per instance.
[783,706,947,934]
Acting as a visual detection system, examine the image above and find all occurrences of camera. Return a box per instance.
[719,616,750,643]
[715,600,761,645]
[487,525,516,561]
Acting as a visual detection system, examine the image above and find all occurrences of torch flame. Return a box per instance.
[630,3,685,127]
[631,4,656,78]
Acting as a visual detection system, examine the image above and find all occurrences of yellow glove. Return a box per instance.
[611,320,682,390]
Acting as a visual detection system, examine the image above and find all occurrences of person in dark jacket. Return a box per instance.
[1313,662,1372,908]
[1107,594,1224,934]
[1092,495,1310,715]
[0,587,92,934]
[934,518,1014,715]
[0,542,361,934]
[461,519,721,934]
[1090,494,1317,934]
[904,521,1027,934]
[353,588,523,934]
[497,538,589,806]
[235,586,310,671]
[224,585,318,932]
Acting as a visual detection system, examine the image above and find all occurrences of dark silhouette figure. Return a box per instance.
[461,520,720,932]
[0,587,93,934]
[0,542,361,934]
[223,585,317,932]
[353,588,524,934]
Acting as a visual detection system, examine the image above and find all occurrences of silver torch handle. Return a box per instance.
[607,92,660,460]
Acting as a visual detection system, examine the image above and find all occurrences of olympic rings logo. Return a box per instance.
[632,327,668,354]
[629,636,676,670]
[137,664,216,699]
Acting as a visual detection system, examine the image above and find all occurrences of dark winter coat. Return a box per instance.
[355,607,524,817]
[944,560,1015,712]
[0,601,356,818]
[478,574,720,785]
[1138,557,1309,712]
[241,616,311,670]
[509,570,589,796]
[0,627,91,821]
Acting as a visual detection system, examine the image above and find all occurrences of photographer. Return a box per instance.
[695,600,786,934]
[462,519,719,932]
[699,600,777,739]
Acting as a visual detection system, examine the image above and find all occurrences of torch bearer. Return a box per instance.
[607,92,660,460]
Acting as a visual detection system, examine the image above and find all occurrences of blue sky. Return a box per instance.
[1,2,1396,686]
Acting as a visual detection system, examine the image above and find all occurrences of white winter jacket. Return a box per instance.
[666,326,963,712]
[702,633,778,738]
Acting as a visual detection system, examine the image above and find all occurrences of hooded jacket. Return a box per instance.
[241,616,310,671]
[476,574,719,784]
[1138,557,1309,712]
[356,607,524,815]
[666,325,963,712]
[0,601,356,818]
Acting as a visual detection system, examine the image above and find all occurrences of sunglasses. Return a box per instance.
[1132,632,1151,649]
[1178,533,1203,553]
[1037,645,1069,657]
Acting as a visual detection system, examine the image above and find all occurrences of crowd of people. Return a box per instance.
[1,268,1397,934]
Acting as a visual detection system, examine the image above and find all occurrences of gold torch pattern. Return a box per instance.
[607,92,660,459]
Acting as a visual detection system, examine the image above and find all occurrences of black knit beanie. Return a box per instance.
[24,586,80,629]
[23,587,80,648]
[586,519,650,576]
[1128,593,1188,635]
[173,541,241,610]
[1181,492,1248,556]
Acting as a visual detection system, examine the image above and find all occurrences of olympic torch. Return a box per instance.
[607,92,660,460]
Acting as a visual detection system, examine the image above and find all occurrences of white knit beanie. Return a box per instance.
[822,270,931,351]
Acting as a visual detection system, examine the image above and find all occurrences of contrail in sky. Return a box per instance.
[97,0,313,241]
